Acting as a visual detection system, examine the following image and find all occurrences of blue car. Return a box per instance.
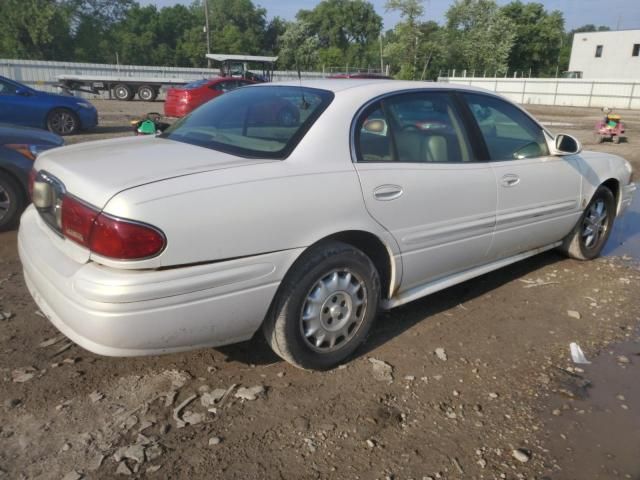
[0,75,98,136]
[0,124,64,230]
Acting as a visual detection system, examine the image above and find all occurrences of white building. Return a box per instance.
[568,29,640,79]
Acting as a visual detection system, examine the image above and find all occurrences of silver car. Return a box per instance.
[19,80,636,369]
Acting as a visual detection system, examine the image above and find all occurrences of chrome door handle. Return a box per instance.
[373,184,404,201]
[501,174,520,187]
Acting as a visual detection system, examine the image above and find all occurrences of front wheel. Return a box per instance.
[47,108,79,135]
[263,241,380,370]
[560,185,615,260]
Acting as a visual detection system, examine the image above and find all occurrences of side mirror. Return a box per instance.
[15,87,31,96]
[554,134,581,155]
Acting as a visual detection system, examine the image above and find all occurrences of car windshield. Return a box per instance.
[162,86,334,159]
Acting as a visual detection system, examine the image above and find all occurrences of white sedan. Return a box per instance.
[19,80,635,369]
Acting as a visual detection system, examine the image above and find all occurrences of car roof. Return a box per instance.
[258,79,494,96]
[0,123,63,144]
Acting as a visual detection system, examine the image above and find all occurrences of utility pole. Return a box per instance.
[204,0,211,68]
[379,34,384,73]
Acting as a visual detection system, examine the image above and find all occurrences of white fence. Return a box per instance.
[0,59,325,98]
[438,77,640,110]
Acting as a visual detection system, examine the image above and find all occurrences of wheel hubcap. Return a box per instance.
[300,269,367,352]
[0,184,10,222]
[581,199,608,248]
[51,112,75,134]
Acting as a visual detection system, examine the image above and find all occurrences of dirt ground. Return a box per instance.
[1,101,639,480]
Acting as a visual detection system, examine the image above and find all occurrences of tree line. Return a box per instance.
[0,0,611,79]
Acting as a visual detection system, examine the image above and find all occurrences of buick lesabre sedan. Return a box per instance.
[19,80,635,369]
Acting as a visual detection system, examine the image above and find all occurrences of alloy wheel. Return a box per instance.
[581,199,608,249]
[0,183,10,222]
[50,111,76,135]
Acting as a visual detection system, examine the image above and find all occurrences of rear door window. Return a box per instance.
[355,92,472,163]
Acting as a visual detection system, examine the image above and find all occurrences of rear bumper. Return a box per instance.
[619,182,636,215]
[18,206,301,356]
[163,102,189,118]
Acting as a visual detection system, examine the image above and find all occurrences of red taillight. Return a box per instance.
[89,214,165,260]
[28,169,37,200]
[61,195,98,245]
[60,195,165,260]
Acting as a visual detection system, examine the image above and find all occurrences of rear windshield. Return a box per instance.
[182,79,209,89]
[161,86,334,159]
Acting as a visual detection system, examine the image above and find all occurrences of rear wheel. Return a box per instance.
[560,186,615,260]
[137,85,157,102]
[47,108,79,135]
[263,241,380,370]
[0,174,24,231]
[113,84,134,101]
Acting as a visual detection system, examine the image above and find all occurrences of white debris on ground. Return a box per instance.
[368,358,394,382]
[234,385,265,401]
[435,348,448,361]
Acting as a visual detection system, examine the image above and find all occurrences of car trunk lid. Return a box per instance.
[34,135,272,209]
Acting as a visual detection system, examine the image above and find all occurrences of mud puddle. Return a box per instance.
[604,192,640,262]
[541,336,640,479]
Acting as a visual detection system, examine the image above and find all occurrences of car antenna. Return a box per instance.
[297,58,310,110]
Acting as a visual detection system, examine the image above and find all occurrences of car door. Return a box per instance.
[0,78,20,124]
[462,93,582,260]
[0,78,41,128]
[353,91,497,292]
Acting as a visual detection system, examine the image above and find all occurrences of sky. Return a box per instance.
[139,0,640,31]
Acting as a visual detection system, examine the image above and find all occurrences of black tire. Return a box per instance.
[263,241,380,370]
[113,84,134,101]
[560,186,615,260]
[0,174,24,231]
[46,108,80,135]
[137,85,156,102]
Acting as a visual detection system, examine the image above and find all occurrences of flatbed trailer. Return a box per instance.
[57,74,196,101]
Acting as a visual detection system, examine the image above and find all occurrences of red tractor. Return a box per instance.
[594,108,625,144]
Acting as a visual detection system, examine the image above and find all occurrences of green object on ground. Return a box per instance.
[138,120,156,135]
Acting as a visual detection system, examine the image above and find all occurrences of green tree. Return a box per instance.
[0,0,73,60]
[67,0,135,62]
[501,1,564,76]
[445,0,515,75]
[278,21,320,70]
[297,0,382,50]
[383,0,425,79]
[264,17,288,55]
[207,0,267,54]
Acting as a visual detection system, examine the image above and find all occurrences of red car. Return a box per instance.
[164,77,254,118]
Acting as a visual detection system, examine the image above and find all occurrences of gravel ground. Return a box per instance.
[0,100,639,479]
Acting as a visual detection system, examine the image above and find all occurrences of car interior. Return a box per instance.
[358,96,471,163]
